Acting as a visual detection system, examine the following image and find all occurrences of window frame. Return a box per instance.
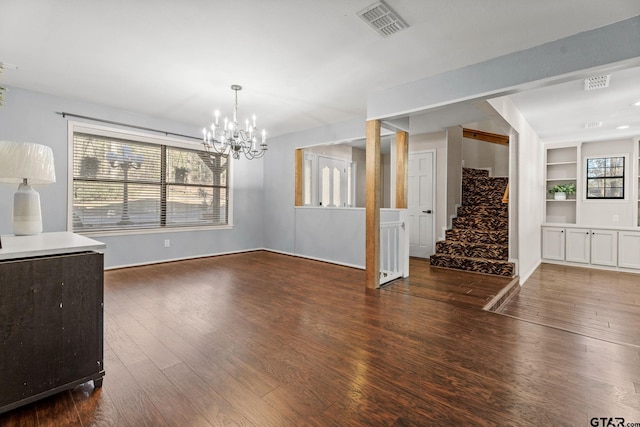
[584,154,627,201]
[67,121,234,236]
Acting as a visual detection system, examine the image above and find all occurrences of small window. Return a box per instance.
[586,156,625,199]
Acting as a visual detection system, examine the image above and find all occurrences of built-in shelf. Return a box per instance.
[545,146,578,224]
[546,161,577,166]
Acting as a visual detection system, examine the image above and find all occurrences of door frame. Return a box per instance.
[408,149,437,257]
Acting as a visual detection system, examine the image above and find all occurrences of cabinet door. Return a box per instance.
[542,227,565,260]
[618,231,640,269]
[0,256,64,406]
[59,253,104,386]
[565,228,591,263]
[590,230,618,266]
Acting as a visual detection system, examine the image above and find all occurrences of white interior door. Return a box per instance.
[318,156,346,207]
[408,151,435,258]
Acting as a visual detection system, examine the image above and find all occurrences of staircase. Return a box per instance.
[430,168,515,277]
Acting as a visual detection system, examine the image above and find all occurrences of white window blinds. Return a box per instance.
[72,132,228,232]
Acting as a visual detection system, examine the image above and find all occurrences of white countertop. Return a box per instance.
[542,223,640,232]
[0,232,106,261]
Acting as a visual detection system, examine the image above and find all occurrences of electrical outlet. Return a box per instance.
[164,239,170,248]
[613,215,619,223]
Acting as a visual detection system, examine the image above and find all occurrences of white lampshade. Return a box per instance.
[0,141,56,235]
[0,141,56,184]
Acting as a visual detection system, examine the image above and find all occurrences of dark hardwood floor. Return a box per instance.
[2,252,639,426]
[497,262,640,347]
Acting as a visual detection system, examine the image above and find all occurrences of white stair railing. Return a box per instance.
[379,220,406,285]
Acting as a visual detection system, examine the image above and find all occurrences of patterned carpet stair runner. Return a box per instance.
[430,168,515,277]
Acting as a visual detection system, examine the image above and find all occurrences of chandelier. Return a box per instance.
[202,85,267,160]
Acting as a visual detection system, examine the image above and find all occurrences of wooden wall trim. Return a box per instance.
[366,120,381,290]
[395,131,409,209]
[463,128,509,146]
[294,149,303,207]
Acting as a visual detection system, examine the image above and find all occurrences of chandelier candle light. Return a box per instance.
[202,85,267,160]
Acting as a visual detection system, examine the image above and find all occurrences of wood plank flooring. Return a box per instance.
[1,252,640,426]
[383,258,514,309]
[497,262,640,347]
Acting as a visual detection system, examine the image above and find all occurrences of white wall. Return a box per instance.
[463,138,509,177]
[353,147,366,207]
[0,87,264,268]
[382,153,391,208]
[446,126,463,227]
[488,96,544,284]
[304,144,352,158]
[579,138,635,227]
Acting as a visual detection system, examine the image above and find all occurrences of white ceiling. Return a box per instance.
[509,65,640,144]
[1,1,639,141]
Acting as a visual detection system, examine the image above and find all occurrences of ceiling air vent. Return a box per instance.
[584,74,610,91]
[584,121,603,129]
[357,1,408,37]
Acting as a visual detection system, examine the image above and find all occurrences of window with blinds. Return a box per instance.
[72,132,228,232]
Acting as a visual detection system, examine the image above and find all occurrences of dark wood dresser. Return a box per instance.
[0,232,106,414]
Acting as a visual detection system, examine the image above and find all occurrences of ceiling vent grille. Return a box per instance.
[584,75,610,91]
[584,121,603,129]
[357,1,408,37]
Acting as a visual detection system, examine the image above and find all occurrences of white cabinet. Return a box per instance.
[590,230,618,266]
[619,231,640,269]
[565,228,590,263]
[542,227,565,261]
[542,226,620,268]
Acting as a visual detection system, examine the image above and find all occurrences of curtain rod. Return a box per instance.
[57,112,202,141]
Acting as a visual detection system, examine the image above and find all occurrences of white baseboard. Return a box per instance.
[105,247,367,272]
[104,247,264,270]
[264,248,365,270]
[518,259,541,285]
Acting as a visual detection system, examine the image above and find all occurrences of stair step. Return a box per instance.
[462,176,508,206]
[446,228,508,245]
[429,254,515,277]
[463,168,489,178]
[463,191,508,206]
[435,240,508,261]
[456,205,508,218]
[452,216,509,231]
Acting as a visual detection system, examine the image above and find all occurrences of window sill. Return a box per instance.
[73,224,234,238]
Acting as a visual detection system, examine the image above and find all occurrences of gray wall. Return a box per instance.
[262,118,366,254]
[0,87,264,268]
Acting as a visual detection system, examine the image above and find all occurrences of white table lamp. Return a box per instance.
[0,141,56,235]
